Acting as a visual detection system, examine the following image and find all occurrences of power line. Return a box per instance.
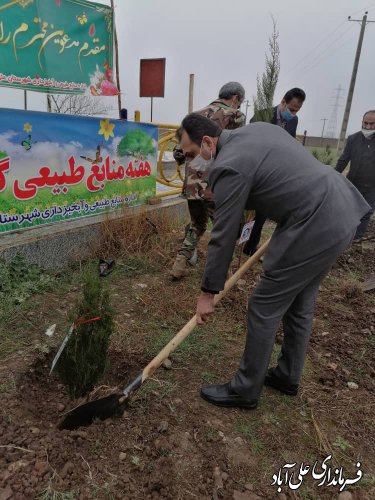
[351,1,375,17]
[285,20,347,73]
[326,85,345,138]
[285,2,375,75]
[296,33,357,77]
[338,11,375,153]
[293,24,356,76]
[279,31,357,89]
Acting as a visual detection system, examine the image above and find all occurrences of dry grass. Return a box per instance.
[97,206,181,261]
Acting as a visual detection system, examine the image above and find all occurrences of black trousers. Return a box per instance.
[354,189,375,239]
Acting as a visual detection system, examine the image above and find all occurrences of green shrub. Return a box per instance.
[56,264,114,398]
[311,145,334,165]
[0,254,55,305]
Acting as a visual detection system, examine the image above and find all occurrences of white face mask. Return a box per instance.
[362,128,375,138]
[189,143,214,171]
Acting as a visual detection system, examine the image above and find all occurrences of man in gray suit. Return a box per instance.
[178,113,370,409]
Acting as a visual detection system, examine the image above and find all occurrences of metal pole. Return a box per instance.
[110,0,122,118]
[320,118,327,146]
[150,97,153,122]
[188,74,194,113]
[337,12,375,154]
[244,100,250,122]
[302,130,307,146]
[24,90,27,110]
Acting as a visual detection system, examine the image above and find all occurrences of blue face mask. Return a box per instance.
[281,108,294,121]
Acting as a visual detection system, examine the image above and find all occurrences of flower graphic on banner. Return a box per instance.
[98,119,115,141]
[89,62,118,96]
[23,123,32,133]
[77,12,88,25]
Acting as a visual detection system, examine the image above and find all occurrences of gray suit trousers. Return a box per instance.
[231,232,354,400]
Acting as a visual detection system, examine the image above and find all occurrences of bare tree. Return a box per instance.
[49,94,113,117]
[252,17,280,123]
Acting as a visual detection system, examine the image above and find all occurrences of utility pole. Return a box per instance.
[337,12,375,154]
[243,99,251,122]
[327,84,344,139]
[188,74,195,113]
[320,118,328,145]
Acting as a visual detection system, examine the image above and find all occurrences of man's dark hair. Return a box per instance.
[283,88,306,104]
[181,113,222,146]
[363,110,375,120]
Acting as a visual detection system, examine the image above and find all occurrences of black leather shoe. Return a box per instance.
[200,383,258,409]
[264,368,298,396]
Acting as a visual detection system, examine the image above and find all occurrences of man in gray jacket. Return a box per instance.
[178,113,370,409]
[336,110,375,239]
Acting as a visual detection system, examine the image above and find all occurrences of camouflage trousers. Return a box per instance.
[178,200,215,260]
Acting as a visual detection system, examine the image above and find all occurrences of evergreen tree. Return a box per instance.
[252,18,280,123]
[56,264,114,398]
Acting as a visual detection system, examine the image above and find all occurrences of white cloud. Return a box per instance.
[0,132,86,182]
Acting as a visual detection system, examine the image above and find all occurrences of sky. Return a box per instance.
[0,0,374,137]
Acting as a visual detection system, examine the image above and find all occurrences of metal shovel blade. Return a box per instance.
[58,393,127,430]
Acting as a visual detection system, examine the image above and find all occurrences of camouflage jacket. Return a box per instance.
[174,100,246,200]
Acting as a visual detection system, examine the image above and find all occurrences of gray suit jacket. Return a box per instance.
[202,124,370,292]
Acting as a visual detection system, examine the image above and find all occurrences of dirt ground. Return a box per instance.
[0,218,374,500]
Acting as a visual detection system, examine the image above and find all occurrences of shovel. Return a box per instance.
[59,239,270,430]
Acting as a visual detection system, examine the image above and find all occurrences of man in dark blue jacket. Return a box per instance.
[244,88,306,255]
[267,87,305,137]
[336,110,375,239]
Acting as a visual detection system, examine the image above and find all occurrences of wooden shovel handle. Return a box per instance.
[142,239,270,381]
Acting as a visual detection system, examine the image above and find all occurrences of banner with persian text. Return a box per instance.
[0,0,117,95]
[0,108,158,233]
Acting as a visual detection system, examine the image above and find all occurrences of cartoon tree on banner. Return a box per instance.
[117,129,156,159]
[0,150,8,159]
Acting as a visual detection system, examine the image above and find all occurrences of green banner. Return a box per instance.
[0,0,115,94]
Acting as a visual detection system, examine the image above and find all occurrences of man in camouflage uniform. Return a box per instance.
[171,81,246,279]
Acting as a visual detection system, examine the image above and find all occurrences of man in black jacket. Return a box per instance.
[244,88,306,255]
[336,110,375,239]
